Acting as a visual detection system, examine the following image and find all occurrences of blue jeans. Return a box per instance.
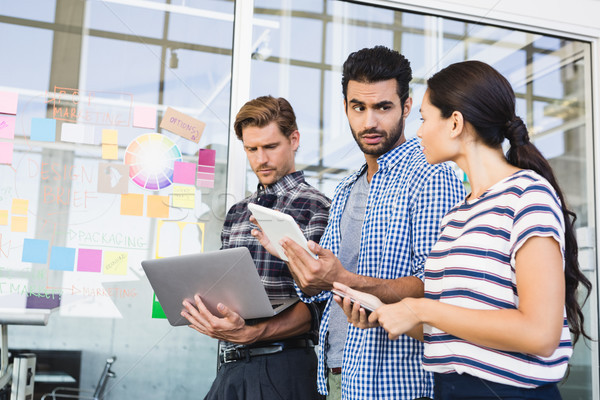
[434,372,561,400]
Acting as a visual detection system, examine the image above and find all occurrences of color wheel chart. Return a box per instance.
[124,133,183,190]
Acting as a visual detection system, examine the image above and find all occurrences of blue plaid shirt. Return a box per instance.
[299,138,466,399]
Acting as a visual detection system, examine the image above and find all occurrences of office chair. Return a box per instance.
[41,356,116,400]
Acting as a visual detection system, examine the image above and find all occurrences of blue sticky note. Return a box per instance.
[49,246,76,271]
[31,118,56,142]
[22,239,49,264]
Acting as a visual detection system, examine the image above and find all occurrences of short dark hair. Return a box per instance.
[341,45,412,105]
[233,96,298,141]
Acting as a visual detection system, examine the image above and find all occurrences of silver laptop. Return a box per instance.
[141,247,299,326]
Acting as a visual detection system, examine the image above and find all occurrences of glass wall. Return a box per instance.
[1,0,233,398]
[248,1,596,398]
[0,0,596,398]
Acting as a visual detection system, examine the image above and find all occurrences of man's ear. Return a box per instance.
[449,111,464,139]
[402,97,413,119]
[289,130,300,151]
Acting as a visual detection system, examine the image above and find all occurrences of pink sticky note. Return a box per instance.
[0,142,14,165]
[133,106,157,129]
[77,248,103,273]
[0,115,16,139]
[173,161,196,185]
[0,91,18,115]
[197,179,214,188]
[198,148,216,166]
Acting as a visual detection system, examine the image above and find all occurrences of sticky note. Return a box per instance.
[22,238,49,264]
[0,142,13,165]
[133,106,156,129]
[103,251,128,275]
[102,144,118,160]
[197,165,215,173]
[0,210,8,225]
[31,118,56,142]
[197,149,216,188]
[97,163,129,194]
[0,91,18,115]
[152,293,167,319]
[49,246,76,271]
[155,221,205,258]
[102,129,118,144]
[11,216,27,232]
[120,193,144,216]
[198,148,216,166]
[0,115,16,139]
[197,178,214,188]
[159,107,205,143]
[173,161,196,185]
[12,199,29,215]
[172,185,195,208]
[61,123,85,143]
[26,293,61,310]
[147,195,170,218]
[77,248,102,273]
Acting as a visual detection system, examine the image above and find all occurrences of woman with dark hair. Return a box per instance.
[333,60,591,399]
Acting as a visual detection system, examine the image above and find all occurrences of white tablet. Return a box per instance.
[248,203,318,261]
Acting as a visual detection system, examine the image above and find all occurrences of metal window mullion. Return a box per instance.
[226,0,255,212]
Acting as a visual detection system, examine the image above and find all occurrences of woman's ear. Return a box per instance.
[449,111,464,139]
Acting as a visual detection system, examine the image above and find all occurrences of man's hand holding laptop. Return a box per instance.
[181,295,259,345]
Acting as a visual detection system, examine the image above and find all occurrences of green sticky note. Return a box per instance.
[152,293,167,319]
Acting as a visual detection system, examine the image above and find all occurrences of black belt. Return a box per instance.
[219,338,314,364]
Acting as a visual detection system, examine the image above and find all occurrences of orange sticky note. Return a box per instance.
[11,199,28,215]
[11,216,27,232]
[102,129,118,144]
[147,195,170,218]
[102,144,118,160]
[159,107,205,143]
[0,210,8,225]
[120,193,144,216]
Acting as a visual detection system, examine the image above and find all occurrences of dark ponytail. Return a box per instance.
[428,61,592,343]
[504,116,591,345]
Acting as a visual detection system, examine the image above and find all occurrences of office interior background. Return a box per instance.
[0,0,599,398]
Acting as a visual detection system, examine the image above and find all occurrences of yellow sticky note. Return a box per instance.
[103,251,128,275]
[147,195,170,218]
[0,210,8,225]
[172,185,195,209]
[101,129,118,144]
[11,199,28,215]
[11,216,27,232]
[120,193,144,216]
[102,144,118,160]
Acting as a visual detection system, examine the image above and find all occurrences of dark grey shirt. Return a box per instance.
[326,171,369,368]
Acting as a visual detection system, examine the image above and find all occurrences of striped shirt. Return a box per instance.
[423,169,571,388]
[299,138,466,399]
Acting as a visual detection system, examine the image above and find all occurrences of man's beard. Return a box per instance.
[350,116,405,157]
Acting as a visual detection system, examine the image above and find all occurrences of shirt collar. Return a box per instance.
[376,137,419,170]
[256,170,305,197]
[348,137,420,182]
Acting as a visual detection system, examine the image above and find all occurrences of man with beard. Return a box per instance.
[254,46,465,399]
